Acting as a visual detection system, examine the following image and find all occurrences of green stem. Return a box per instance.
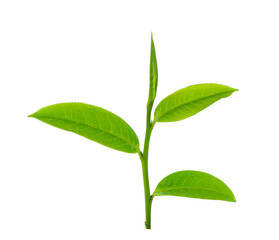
[139,101,155,229]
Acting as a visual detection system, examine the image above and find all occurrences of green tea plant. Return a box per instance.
[29,33,238,229]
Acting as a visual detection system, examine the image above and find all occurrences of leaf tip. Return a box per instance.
[226,191,236,202]
[151,33,155,47]
[233,88,239,92]
[231,195,237,203]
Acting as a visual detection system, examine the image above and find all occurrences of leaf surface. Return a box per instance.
[154,83,238,122]
[153,170,236,202]
[29,103,139,153]
[148,33,158,104]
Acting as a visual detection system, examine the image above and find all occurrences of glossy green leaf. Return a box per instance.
[148,32,158,104]
[28,103,140,153]
[154,83,238,122]
[153,170,236,202]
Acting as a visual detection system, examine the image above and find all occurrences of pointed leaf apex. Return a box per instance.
[231,196,237,203]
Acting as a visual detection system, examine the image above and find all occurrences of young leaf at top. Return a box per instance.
[154,83,238,122]
[28,103,140,153]
[153,170,236,202]
[147,33,158,105]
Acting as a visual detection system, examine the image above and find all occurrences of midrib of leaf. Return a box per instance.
[37,116,139,151]
[151,65,156,95]
[153,186,234,201]
[154,90,235,122]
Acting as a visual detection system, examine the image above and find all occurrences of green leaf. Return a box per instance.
[153,170,236,202]
[154,83,238,122]
[28,103,140,153]
[148,32,158,105]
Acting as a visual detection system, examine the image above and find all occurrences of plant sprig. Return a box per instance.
[29,33,238,229]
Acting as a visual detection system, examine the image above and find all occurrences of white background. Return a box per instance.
[1,0,279,239]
